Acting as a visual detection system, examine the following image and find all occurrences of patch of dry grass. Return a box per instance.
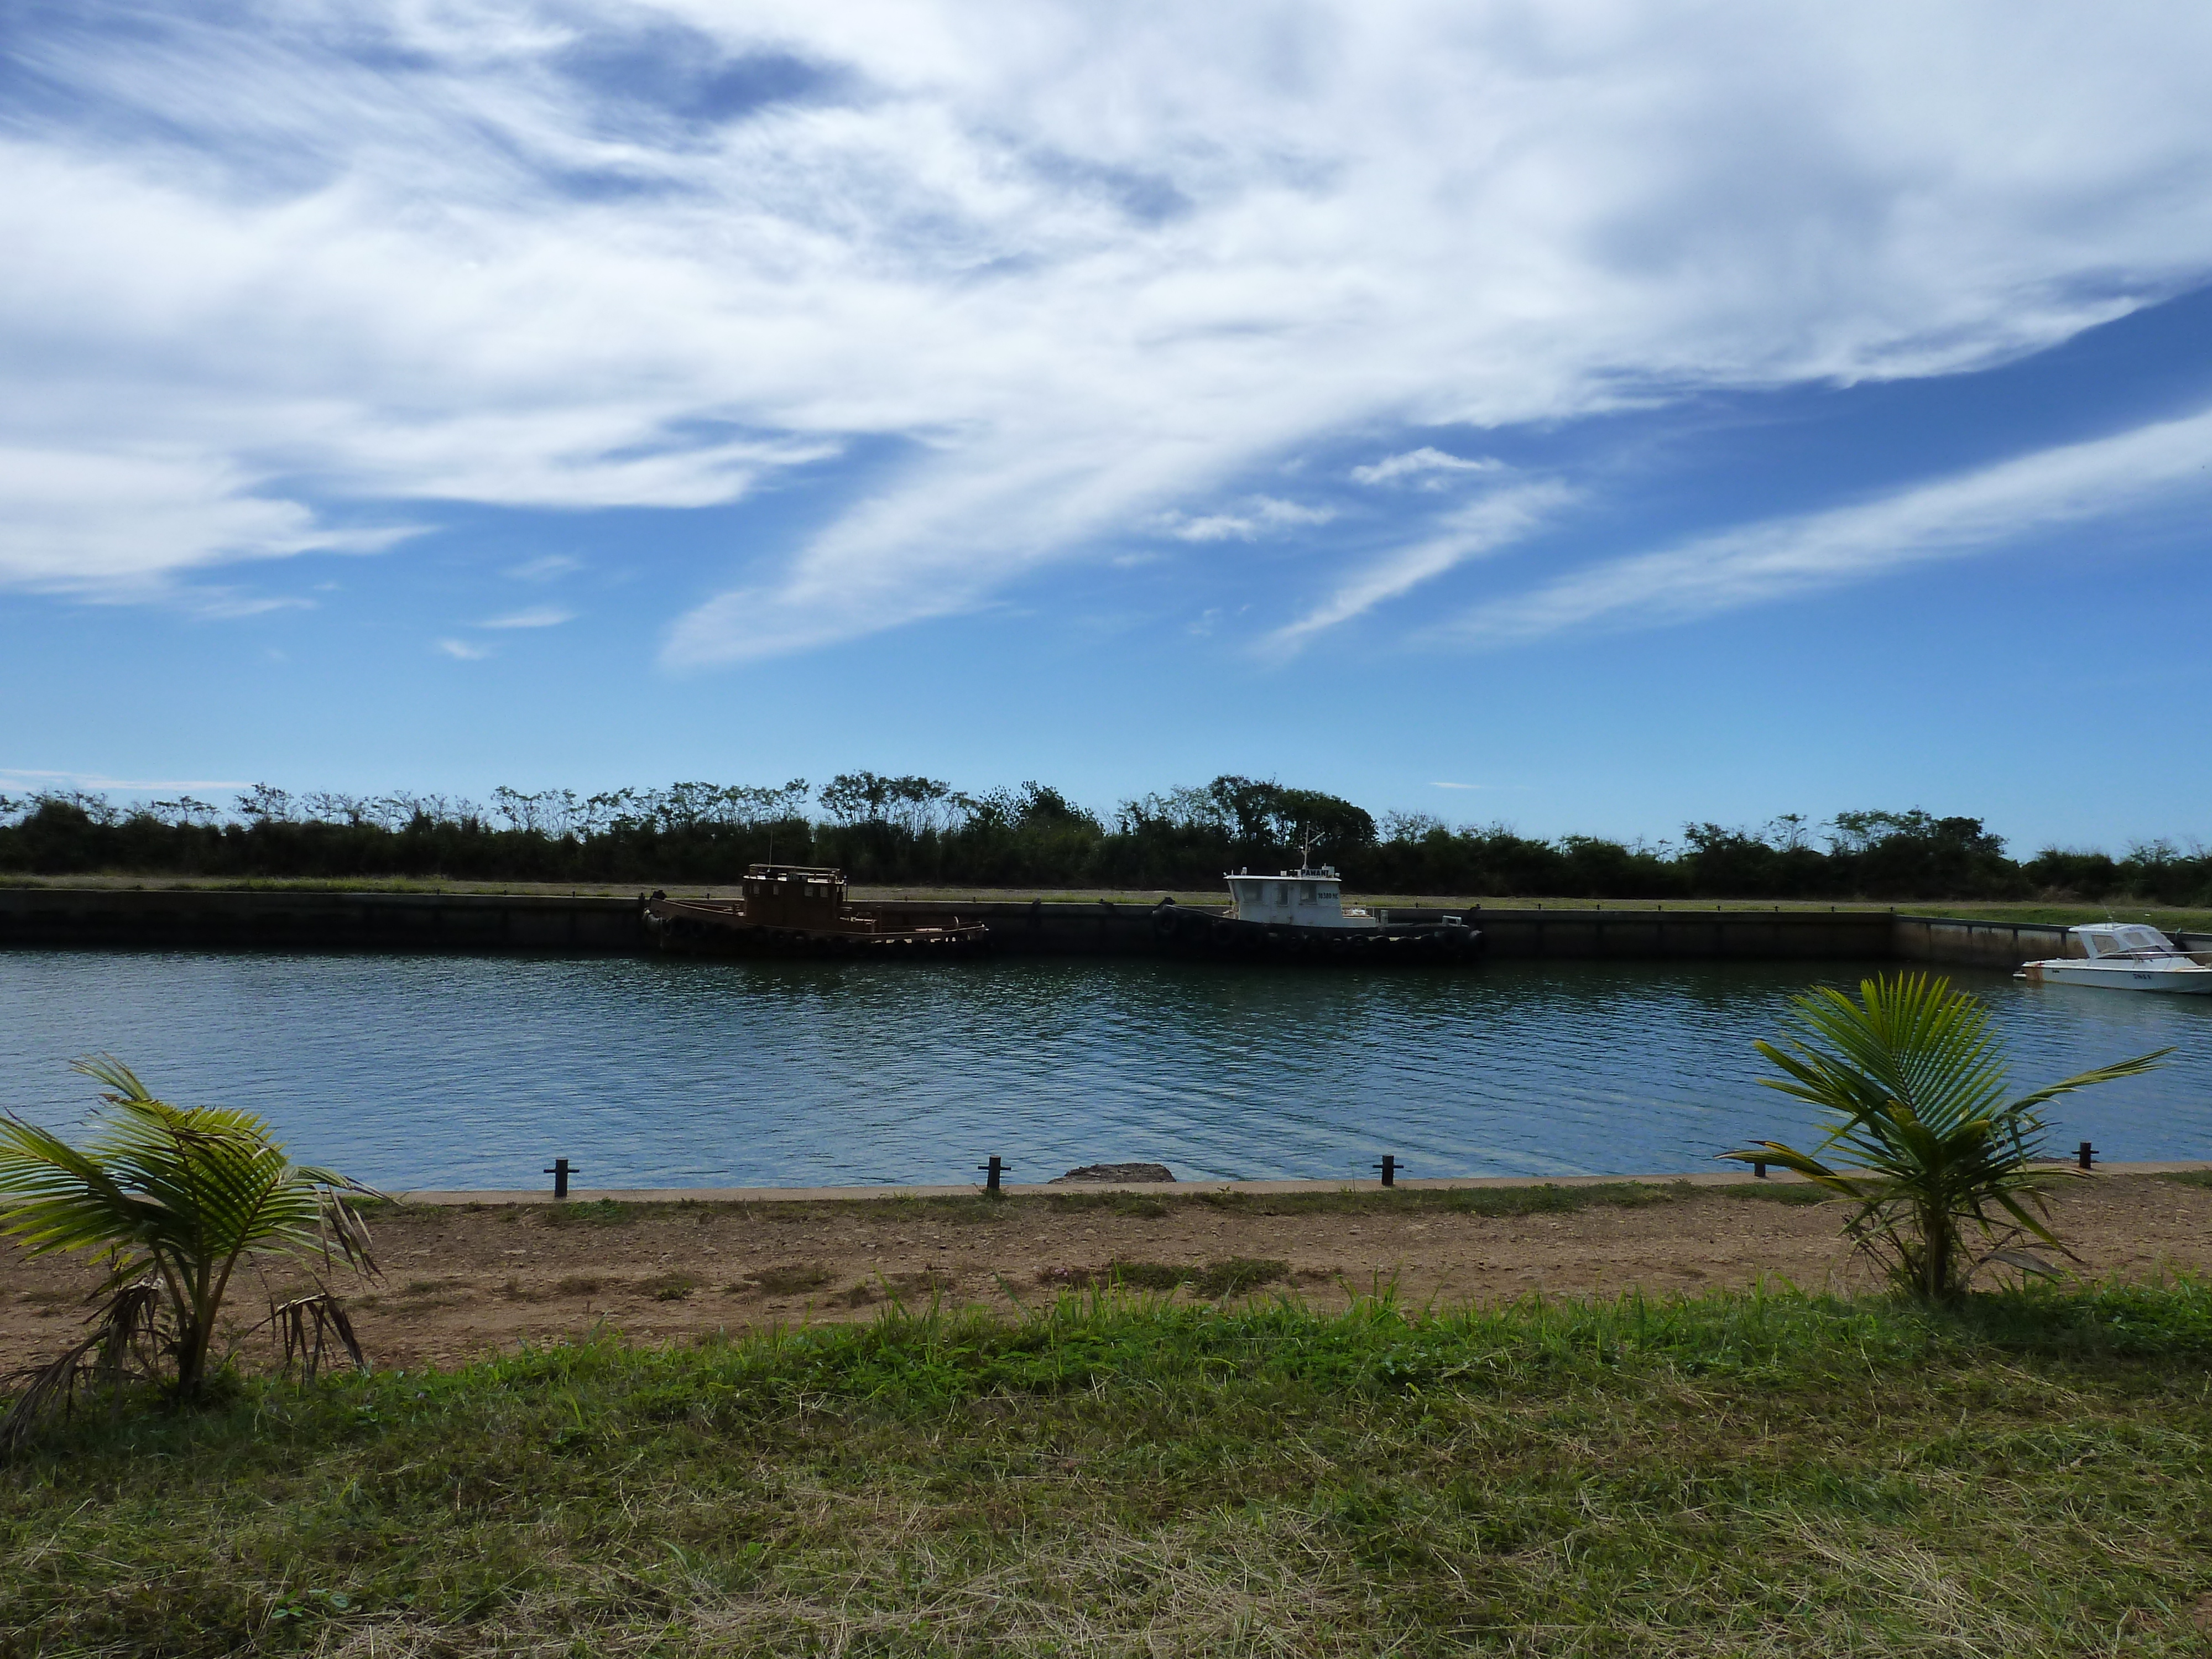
[8,1285,2212,1654]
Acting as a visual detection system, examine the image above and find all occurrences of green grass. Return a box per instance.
[1716,1180,1835,1205]
[7,1284,2212,1655]
[1039,1256,1295,1296]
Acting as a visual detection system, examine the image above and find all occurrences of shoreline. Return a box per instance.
[6,874,2210,932]
[15,1167,2212,1377]
[14,886,2179,968]
[394,1160,2212,1206]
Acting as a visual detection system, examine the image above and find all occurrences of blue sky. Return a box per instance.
[4,1,2211,852]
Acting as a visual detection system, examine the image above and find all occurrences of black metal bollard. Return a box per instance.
[2078,1141,2096,1171]
[1752,1160,1768,1180]
[545,1157,573,1199]
[1374,1155,1400,1188]
[979,1155,1008,1196]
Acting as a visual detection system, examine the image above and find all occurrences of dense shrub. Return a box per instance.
[2,778,2201,902]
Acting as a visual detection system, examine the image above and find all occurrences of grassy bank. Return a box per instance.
[7,1285,2212,1655]
[12,874,2211,932]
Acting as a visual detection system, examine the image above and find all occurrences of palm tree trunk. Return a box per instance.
[1921,1202,1952,1301]
[176,1264,218,1398]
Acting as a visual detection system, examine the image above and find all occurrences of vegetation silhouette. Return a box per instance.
[4,778,2205,901]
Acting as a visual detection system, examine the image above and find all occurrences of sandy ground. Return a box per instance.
[6,1176,2211,1374]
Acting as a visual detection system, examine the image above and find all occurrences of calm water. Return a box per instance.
[2,951,2208,1191]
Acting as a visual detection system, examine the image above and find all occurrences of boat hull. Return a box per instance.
[644,898,992,959]
[2017,961,2212,994]
[1151,904,1481,963]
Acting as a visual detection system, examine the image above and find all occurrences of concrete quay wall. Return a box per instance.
[862,901,1900,960]
[1437,906,1893,960]
[1893,913,2071,970]
[867,897,1162,954]
[0,885,646,952]
[2,885,2192,968]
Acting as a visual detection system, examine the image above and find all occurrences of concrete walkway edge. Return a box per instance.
[392,1160,2212,1207]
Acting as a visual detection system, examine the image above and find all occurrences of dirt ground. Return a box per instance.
[6,1176,2211,1374]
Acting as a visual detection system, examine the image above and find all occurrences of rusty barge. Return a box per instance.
[642,864,992,958]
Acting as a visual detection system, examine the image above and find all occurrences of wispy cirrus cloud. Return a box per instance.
[7,1,2212,660]
[1268,482,1574,653]
[1159,497,1337,542]
[1443,406,2212,646]
[0,445,413,596]
[479,605,575,629]
[435,637,493,660]
[1351,448,1500,487]
[504,554,582,581]
[0,768,248,792]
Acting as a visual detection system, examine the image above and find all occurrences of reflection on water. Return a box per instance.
[1,951,2205,1191]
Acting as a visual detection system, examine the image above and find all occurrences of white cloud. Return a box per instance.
[479,605,575,629]
[0,768,249,791]
[1165,515,1254,543]
[504,554,582,581]
[1352,448,1500,487]
[1445,405,2212,645]
[435,637,493,660]
[1159,496,1337,542]
[0,445,410,595]
[5,2,2212,653]
[1269,482,1574,651]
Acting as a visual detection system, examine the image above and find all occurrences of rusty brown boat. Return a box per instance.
[641,865,990,958]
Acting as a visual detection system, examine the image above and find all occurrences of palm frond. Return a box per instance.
[1726,973,2161,1300]
[0,1058,377,1406]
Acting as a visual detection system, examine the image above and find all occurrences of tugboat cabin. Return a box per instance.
[741,864,868,931]
[1224,865,1378,931]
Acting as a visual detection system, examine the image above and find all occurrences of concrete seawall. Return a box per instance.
[860,902,1900,961]
[2,886,2197,967]
[0,885,646,952]
[1894,913,2070,969]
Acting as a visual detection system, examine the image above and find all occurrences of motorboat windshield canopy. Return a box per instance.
[2074,923,2185,959]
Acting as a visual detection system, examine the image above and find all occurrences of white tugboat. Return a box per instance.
[2015,924,2212,995]
[1225,864,1382,931]
[1152,847,1479,962]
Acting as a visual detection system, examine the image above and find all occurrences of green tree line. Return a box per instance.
[2,775,2204,901]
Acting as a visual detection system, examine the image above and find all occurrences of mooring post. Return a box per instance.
[2078,1141,2096,1171]
[1752,1160,1768,1180]
[979,1155,1008,1196]
[545,1157,573,1199]
[1374,1154,1399,1188]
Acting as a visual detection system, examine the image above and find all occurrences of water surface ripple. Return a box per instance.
[2,952,2206,1190]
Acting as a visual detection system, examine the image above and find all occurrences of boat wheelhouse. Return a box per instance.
[2016,924,2212,994]
[1224,864,1379,930]
[641,865,990,957]
[1151,853,1479,961]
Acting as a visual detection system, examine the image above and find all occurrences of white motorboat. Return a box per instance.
[2015,924,2212,995]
